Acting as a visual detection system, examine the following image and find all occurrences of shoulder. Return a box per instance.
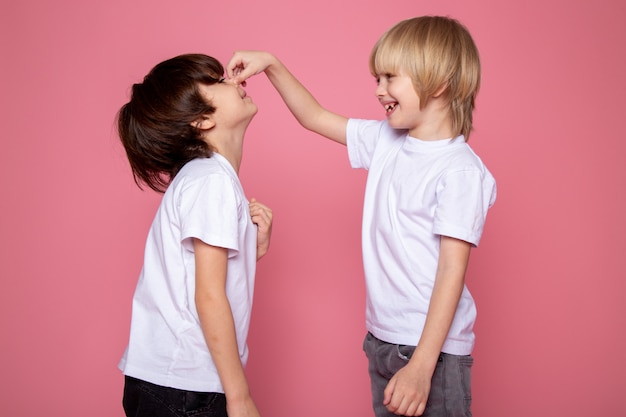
[348,118,407,139]
[348,119,408,155]
[170,157,238,195]
[439,141,497,199]
[444,139,492,173]
[435,140,496,194]
[178,157,223,177]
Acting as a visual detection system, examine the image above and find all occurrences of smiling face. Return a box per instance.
[375,72,422,131]
[374,70,454,140]
[369,16,481,140]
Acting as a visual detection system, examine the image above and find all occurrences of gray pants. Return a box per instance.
[363,332,473,417]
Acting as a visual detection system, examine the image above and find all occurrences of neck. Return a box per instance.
[409,97,453,140]
[409,123,453,141]
[203,128,246,175]
[217,145,242,174]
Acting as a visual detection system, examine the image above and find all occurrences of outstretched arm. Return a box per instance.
[228,51,348,145]
[193,238,261,417]
[383,236,472,416]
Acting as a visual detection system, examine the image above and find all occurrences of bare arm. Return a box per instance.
[193,238,260,417]
[228,51,348,145]
[384,236,472,416]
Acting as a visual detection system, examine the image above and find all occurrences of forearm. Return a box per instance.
[411,237,471,370]
[193,239,252,404]
[228,50,347,143]
[264,57,321,128]
[263,55,347,143]
[382,268,465,416]
[412,274,465,372]
[197,293,251,402]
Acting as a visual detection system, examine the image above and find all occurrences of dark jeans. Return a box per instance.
[363,332,473,417]
[123,376,227,417]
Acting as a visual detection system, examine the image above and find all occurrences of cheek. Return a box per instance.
[400,92,421,110]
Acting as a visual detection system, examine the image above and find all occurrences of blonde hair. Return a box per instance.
[369,16,481,140]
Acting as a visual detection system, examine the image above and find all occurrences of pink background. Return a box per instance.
[2,0,625,415]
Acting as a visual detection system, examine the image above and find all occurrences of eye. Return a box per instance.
[218,77,225,84]
[374,73,394,85]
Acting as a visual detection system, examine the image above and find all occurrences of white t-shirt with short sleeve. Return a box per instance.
[119,154,257,392]
[347,119,496,355]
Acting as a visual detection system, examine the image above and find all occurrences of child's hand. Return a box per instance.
[249,198,273,260]
[383,361,432,416]
[227,51,276,86]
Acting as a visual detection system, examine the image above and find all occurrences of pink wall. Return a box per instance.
[2,0,625,415]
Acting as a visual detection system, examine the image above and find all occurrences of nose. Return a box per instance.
[224,78,247,95]
[375,82,386,98]
[375,79,387,97]
[227,77,247,88]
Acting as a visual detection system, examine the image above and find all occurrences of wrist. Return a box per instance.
[408,347,440,373]
[224,385,251,404]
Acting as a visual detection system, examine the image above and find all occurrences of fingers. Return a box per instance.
[249,198,273,260]
[384,377,427,416]
[249,198,271,215]
[225,52,242,80]
[249,198,273,228]
[226,51,254,85]
[226,51,274,86]
[386,395,426,416]
[383,378,395,405]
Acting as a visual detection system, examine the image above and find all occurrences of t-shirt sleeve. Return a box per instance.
[179,173,241,253]
[347,119,384,170]
[433,169,497,247]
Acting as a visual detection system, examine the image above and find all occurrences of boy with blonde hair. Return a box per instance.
[228,15,496,417]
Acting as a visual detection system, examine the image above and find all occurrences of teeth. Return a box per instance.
[385,104,396,112]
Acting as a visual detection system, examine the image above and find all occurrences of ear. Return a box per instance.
[433,83,448,98]
[191,116,215,131]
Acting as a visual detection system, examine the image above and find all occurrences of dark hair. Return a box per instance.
[117,54,225,192]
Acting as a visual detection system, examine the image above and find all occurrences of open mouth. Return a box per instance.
[384,102,398,115]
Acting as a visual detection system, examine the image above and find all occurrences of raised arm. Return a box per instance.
[228,51,348,145]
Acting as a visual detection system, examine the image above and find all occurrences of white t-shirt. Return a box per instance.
[347,119,496,355]
[119,154,257,392]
